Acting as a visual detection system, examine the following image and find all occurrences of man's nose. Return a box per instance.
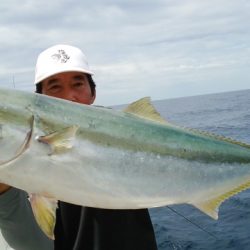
[61,89,77,102]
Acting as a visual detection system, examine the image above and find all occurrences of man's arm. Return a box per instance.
[0,187,53,250]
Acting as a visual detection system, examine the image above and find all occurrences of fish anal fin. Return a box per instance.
[124,97,168,124]
[29,194,58,240]
[193,179,250,220]
[38,125,79,154]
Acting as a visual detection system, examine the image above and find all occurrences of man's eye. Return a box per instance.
[74,82,85,87]
[48,85,61,92]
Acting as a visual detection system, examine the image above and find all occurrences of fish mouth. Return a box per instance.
[0,116,34,168]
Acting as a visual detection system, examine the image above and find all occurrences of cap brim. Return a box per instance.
[34,67,94,84]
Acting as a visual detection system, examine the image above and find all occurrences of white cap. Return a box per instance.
[34,44,93,84]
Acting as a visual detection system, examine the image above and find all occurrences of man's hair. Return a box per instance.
[35,74,96,96]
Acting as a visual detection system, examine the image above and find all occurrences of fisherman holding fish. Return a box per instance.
[0,45,158,249]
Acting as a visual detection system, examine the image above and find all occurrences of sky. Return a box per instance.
[0,0,249,105]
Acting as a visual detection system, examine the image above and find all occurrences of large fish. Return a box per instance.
[0,87,250,238]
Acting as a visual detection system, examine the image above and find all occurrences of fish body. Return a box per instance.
[0,87,250,221]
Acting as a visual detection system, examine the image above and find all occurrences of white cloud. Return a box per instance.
[0,0,249,105]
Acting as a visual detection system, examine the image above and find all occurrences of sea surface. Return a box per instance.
[147,89,250,250]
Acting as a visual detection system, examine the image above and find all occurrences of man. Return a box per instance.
[0,44,158,250]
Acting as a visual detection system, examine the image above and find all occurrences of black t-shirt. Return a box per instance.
[54,202,158,250]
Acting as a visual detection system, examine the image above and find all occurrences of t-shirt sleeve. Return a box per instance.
[0,187,53,250]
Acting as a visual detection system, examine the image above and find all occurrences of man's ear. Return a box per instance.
[90,90,96,104]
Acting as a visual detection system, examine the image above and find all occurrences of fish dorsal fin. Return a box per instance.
[29,194,57,239]
[124,97,168,124]
[186,127,250,149]
[37,125,79,154]
[192,179,250,219]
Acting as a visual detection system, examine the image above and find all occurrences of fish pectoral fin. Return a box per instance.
[29,194,58,240]
[37,125,79,154]
[123,97,168,124]
[192,179,250,220]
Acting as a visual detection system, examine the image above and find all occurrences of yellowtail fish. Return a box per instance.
[0,87,250,238]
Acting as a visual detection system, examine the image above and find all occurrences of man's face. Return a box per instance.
[41,71,95,105]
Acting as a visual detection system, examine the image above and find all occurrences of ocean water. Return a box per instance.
[148,89,250,250]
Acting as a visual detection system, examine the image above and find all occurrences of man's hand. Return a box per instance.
[0,183,11,194]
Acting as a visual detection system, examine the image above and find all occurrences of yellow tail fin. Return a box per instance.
[193,179,250,219]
